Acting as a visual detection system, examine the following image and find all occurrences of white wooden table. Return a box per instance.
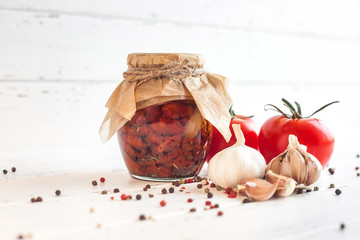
[1,82,360,240]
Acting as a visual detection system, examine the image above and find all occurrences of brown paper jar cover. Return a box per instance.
[100,53,232,180]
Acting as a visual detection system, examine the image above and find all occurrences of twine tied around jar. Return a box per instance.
[123,59,206,85]
[99,54,232,143]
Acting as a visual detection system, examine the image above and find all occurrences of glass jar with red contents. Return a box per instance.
[100,53,232,181]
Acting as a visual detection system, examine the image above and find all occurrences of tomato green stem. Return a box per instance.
[229,105,254,119]
[264,99,339,119]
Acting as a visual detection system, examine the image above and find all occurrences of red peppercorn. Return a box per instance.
[110,196,114,200]
[120,194,128,200]
[210,183,216,188]
[355,166,359,170]
[160,200,166,207]
[205,201,211,206]
[100,177,105,183]
[217,211,223,216]
[228,191,237,198]
[181,187,186,190]
[187,179,194,183]
[187,198,193,203]
[225,187,232,194]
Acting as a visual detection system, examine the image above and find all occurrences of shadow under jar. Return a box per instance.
[118,100,212,181]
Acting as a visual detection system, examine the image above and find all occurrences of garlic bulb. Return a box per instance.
[266,135,322,186]
[208,124,267,188]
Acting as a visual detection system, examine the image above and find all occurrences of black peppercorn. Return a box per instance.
[139,214,146,221]
[161,188,167,194]
[207,192,213,198]
[143,187,147,191]
[92,180,97,186]
[329,183,335,188]
[169,187,174,193]
[314,186,319,191]
[335,189,342,195]
[136,194,142,200]
[30,197,36,203]
[197,184,202,189]
[328,168,335,175]
[340,223,345,230]
[145,184,151,189]
[357,173,360,177]
[306,189,312,193]
[297,189,304,194]
[114,188,120,193]
[190,208,196,212]
[173,181,180,187]
[2,169,7,174]
[36,196,43,202]
[55,190,61,196]
[214,203,219,208]
[101,190,107,195]
[148,194,154,198]
[11,167,16,172]
[356,154,359,158]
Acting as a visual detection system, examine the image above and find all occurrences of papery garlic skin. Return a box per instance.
[266,135,322,186]
[208,124,267,188]
[266,170,297,197]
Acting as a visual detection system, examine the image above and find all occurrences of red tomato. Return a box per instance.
[206,115,258,163]
[258,99,338,167]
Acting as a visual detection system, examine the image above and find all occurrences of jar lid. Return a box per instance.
[127,53,204,68]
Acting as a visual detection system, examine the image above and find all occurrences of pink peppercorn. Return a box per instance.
[100,177,105,183]
[187,198,193,203]
[160,200,166,207]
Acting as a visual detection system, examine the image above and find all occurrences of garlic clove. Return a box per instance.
[241,178,279,201]
[184,109,202,138]
[237,184,247,196]
[303,153,322,185]
[266,170,297,197]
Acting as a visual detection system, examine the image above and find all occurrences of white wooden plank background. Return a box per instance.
[1,0,360,239]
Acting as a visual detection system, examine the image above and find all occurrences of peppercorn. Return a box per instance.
[355,166,359,170]
[335,189,342,195]
[214,203,219,208]
[204,188,210,194]
[110,196,114,200]
[210,183,216,188]
[139,214,146,221]
[196,176,202,182]
[17,234,24,239]
[356,154,360,158]
[159,200,166,207]
[242,198,251,204]
[187,179,194,183]
[357,173,360,177]
[314,186,319,191]
[329,183,335,188]
[92,180,97,186]
[161,188,167,194]
[169,187,175,193]
[11,167,16,172]
[143,187,147,191]
[173,181,180,187]
[146,184,151,189]
[216,185,222,191]
[217,211,223,216]
[114,188,120,193]
[121,194,128,200]
[127,195,132,200]
[197,184,202,189]
[30,198,36,203]
[55,190,61,196]
[148,194,154,198]
[340,223,345,230]
[306,189,312,193]
[205,201,211,206]
[100,177,105,183]
[3,169,7,174]
[187,198,193,203]
[201,179,207,186]
[190,208,196,212]
[328,168,335,175]
[207,192,213,198]
[36,196,43,202]
[297,189,304,194]
[136,194,142,200]
[101,190,107,195]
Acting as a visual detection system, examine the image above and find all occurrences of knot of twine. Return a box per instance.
[123,59,205,83]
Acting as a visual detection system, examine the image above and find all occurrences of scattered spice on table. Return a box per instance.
[96,223,102,228]
[100,177,105,183]
[139,214,146,221]
[297,189,304,194]
[357,173,360,177]
[36,196,43,202]
[145,184,151,189]
[55,190,61,196]
[205,201,211,206]
[161,188,167,194]
[101,190,107,195]
[328,168,335,175]
[136,194,142,200]
[207,192,213,198]
[114,188,120,193]
[216,185,222,191]
[355,166,359,170]
[169,187,175,193]
[148,194,154,198]
[110,196,114,200]
[217,211,223,216]
[314,186,319,191]
[30,198,36,203]
[335,189,342,195]
[190,208,196,212]
[160,200,166,207]
[197,184,202,189]
[92,180,97,186]
[210,183,216,188]
[187,198,193,203]
[143,187,147,191]
[90,208,95,213]
[121,194,128,200]
[204,188,210,193]
[329,183,335,188]
[11,167,16,172]
[2,169,7,174]
[340,223,345,230]
[186,179,194,183]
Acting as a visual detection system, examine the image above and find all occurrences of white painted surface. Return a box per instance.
[1,1,360,239]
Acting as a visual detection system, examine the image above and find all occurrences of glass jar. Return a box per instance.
[117,100,212,181]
